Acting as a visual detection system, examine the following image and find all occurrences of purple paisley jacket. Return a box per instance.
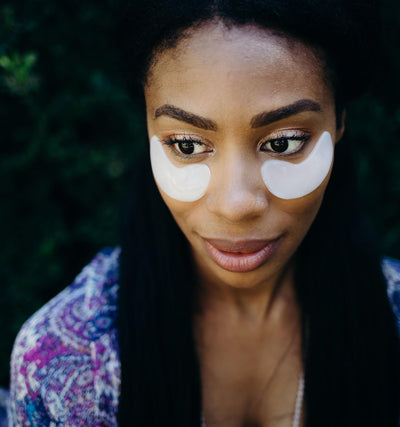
[8,247,400,426]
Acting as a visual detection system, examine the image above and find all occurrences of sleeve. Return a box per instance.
[9,313,58,426]
[8,247,120,427]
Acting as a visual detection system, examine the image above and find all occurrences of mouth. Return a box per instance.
[203,237,280,273]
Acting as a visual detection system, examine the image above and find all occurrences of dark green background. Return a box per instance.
[0,1,399,387]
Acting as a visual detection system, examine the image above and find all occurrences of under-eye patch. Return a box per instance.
[150,136,211,202]
[150,131,333,202]
[261,131,333,199]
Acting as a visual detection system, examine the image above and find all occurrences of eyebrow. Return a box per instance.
[154,104,217,131]
[154,98,321,131]
[250,99,321,128]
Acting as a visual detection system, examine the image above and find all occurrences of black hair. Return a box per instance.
[118,0,381,114]
[117,1,400,425]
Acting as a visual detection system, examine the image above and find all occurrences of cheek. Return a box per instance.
[274,178,329,215]
[271,173,330,247]
[158,188,200,225]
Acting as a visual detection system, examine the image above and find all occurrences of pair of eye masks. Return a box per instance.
[150,131,333,201]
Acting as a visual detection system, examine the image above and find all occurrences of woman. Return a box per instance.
[9,0,400,426]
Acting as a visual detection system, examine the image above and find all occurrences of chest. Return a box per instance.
[197,321,304,427]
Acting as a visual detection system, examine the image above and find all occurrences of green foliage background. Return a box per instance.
[0,1,399,386]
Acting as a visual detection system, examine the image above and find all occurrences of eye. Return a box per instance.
[177,140,203,155]
[261,134,310,155]
[163,136,211,156]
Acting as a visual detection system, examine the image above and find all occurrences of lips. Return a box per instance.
[204,238,272,253]
[203,237,280,273]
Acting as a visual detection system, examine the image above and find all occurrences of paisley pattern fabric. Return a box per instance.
[8,249,400,426]
[9,248,120,427]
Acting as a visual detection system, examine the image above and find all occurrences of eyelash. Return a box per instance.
[260,133,311,156]
[162,132,311,158]
[162,135,211,158]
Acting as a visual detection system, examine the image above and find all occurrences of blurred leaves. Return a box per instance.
[0,0,145,386]
[0,52,39,95]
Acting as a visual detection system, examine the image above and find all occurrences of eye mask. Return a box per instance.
[150,135,211,202]
[261,131,333,199]
[150,131,333,202]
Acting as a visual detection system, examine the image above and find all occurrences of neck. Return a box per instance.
[194,259,299,326]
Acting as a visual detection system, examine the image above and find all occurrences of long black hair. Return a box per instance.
[117,1,400,425]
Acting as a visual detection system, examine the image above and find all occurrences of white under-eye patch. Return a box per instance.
[150,136,211,202]
[261,131,334,200]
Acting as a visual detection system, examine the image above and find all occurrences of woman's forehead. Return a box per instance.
[146,20,325,85]
[144,21,333,121]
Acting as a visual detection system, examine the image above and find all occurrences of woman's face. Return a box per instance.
[145,21,344,289]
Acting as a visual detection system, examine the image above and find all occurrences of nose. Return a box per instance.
[206,156,269,224]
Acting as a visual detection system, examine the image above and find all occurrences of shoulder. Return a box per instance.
[382,256,400,326]
[9,247,120,426]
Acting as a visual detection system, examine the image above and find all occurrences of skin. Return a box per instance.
[145,20,344,427]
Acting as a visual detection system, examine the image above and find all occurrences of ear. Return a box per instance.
[335,109,346,144]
